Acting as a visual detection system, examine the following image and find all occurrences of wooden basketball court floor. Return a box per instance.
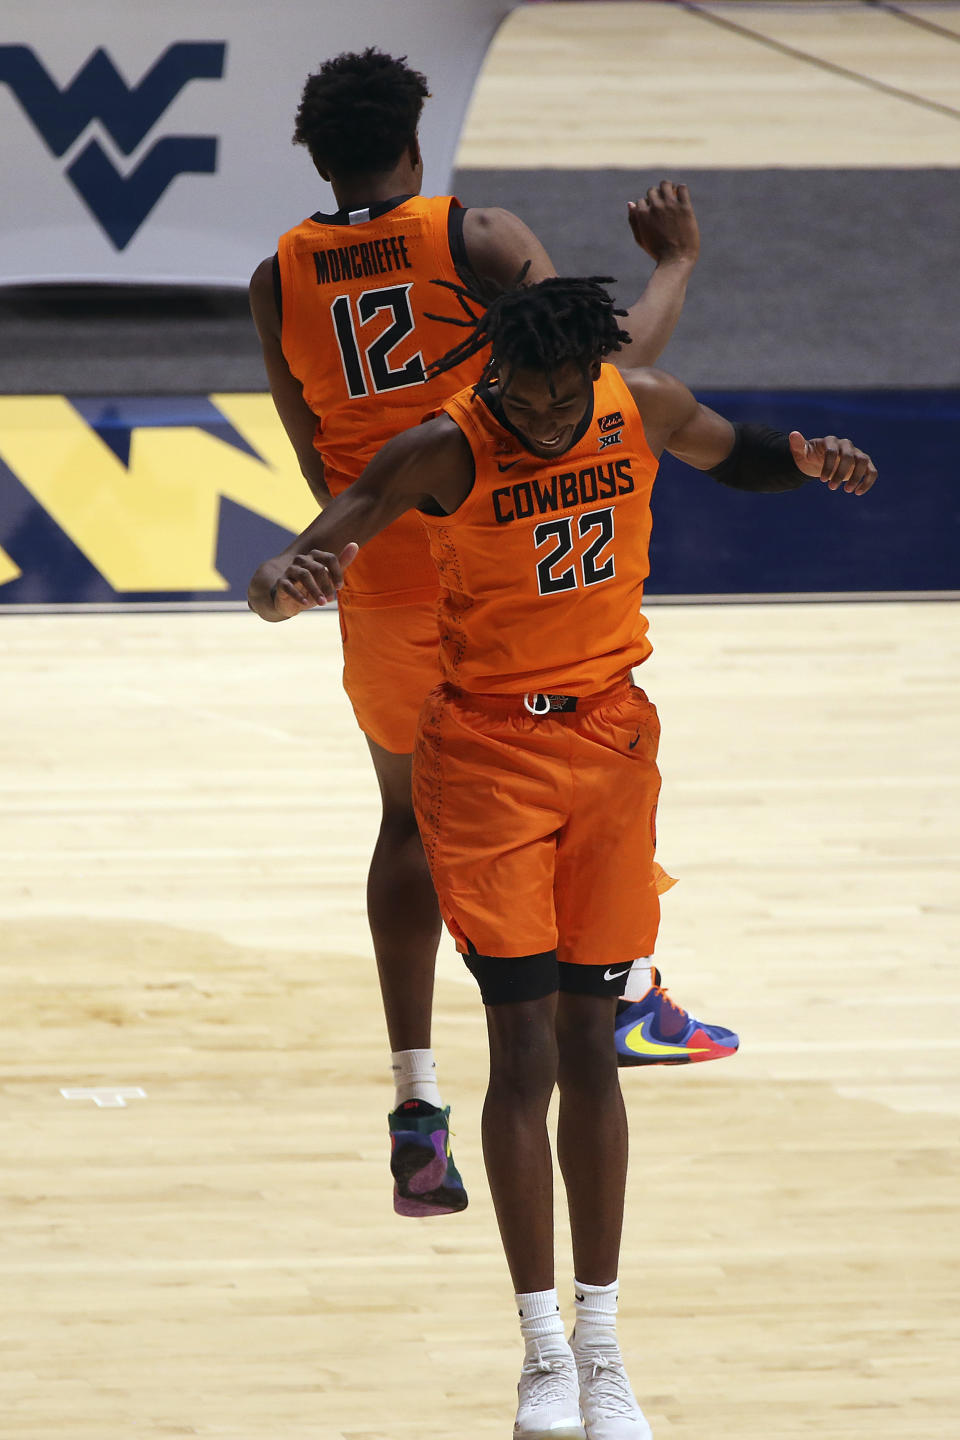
[3,601,958,1439]
[3,4,959,1438]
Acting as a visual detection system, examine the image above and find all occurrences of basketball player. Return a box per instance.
[249,48,735,1221]
[249,274,876,1437]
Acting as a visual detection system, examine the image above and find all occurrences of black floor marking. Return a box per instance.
[869,0,960,44]
[681,2,960,124]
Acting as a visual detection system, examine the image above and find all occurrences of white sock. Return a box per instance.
[622,959,655,1003]
[516,1288,566,1353]
[573,1278,619,1347]
[390,1048,442,1109]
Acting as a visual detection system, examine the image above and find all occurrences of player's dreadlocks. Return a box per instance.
[294,48,430,177]
[426,271,632,395]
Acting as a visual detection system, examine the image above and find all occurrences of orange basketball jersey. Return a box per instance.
[277,194,484,604]
[423,365,660,694]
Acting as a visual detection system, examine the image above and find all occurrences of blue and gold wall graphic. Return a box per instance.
[0,390,957,607]
[650,390,960,598]
[0,394,318,606]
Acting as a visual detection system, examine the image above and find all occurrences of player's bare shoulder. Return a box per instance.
[461,206,556,288]
[413,409,474,460]
[461,206,526,243]
[369,410,475,514]
[617,366,698,457]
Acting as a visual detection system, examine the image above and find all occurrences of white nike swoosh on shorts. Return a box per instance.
[603,965,634,982]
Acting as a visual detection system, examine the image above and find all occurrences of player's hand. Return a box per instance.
[627,182,699,266]
[270,542,359,616]
[788,433,877,495]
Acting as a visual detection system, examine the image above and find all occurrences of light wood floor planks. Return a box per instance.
[2,601,958,1438]
[457,2,960,166]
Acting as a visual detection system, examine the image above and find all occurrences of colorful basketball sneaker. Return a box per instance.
[514,1341,586,1440]
[570,1330,652,1440]
[388,1100,468,1217]
[614,969,739,1067]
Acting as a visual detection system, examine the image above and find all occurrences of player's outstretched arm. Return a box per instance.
[247,416,474,622]
[616,182,699,370]
[626,369,877,495]
[249,257,331,505]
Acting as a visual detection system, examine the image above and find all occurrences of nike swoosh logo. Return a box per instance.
[628,730,642,750]
[497,459,520,472]
[623,1015,710,1058]
[603,964,634,982]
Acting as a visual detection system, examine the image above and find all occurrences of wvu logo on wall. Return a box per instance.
[0,43,226,249]
[0,396,318,607]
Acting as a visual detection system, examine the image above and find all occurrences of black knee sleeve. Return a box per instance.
[463,951,558,1005]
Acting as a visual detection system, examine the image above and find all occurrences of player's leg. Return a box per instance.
[481,985,559,1292]
[551,695,665,1439]
[476,971,585,1440]
[365,738,442,1056]
[366,737,467,1217]
[553,976,651,1440]
[339,598,466,1215]
[555,991,626,1287]
[340,601,443,1060]
[414,693,584,1434]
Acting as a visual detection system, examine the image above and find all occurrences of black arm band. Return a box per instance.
[708,423,808,493]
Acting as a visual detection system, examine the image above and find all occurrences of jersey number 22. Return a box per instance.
[534,508,616,595]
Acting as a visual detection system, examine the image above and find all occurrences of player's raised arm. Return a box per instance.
[616,181,699,369]
[625,368,877,496]
[247,415,474,621]
[462,184,698,368]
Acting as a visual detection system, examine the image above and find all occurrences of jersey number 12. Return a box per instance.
[331,284,425,398]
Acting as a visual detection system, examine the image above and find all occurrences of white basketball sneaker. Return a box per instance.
[570,1330,652,1440]
[514,1340,586,1440]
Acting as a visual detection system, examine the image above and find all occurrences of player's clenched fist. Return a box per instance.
[269,542,359,616]
[788,432,877,495]
[627,181,699,267]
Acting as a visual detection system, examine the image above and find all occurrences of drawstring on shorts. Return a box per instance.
[523,692,579,716]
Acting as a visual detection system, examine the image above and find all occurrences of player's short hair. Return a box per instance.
[293,48,430,177]
[427,272,632,394]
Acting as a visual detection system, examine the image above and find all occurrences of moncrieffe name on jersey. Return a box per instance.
[312,234,413,284]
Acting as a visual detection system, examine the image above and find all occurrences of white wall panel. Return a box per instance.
[0,1,516,285]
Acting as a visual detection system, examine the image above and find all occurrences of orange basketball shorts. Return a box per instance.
[412,680,663,967]
[338,595,443,754]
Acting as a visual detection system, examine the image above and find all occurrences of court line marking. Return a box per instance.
[60,1086,147,1108]
[1,592,957,615]
[875,1,960,43]
[0,601,337,614]
[683,1,960,122]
